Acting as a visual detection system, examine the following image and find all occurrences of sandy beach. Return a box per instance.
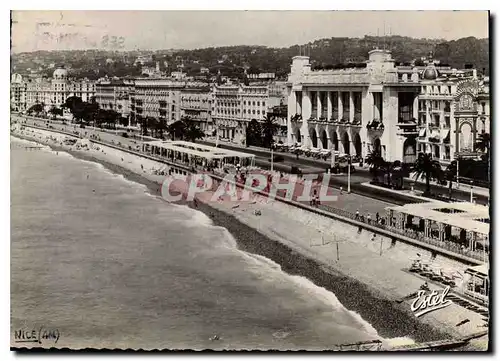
[11,125,488,350]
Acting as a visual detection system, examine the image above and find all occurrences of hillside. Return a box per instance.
[11,36,489,80]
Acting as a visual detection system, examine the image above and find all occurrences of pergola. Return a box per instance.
[142,140,256,169]
[464,264,489,306]
[386,201,489,262]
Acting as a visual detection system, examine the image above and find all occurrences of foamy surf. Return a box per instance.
[239,249,383,341]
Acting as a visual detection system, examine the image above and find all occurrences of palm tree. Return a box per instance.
[246,119,262,147]
[167,120,187,141]
[412,152,443,195]
[185,122,205,143]
[261,114,280,149]
[167,117,205,142]
[365,151,385,183]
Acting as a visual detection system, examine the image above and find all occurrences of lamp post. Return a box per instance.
[470,180,474,203]
[330,148,336,173]
[271,145,274,173]
[347,154,351,193]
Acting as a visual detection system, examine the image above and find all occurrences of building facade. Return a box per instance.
[95,78,135,120]
[286,50,490,164]
[212,81,286,145]
[10,73,27,111]
[180,83,213,132]
[416,63,490,164]
[287,49,424,163]
[12,68,96,112]
[130,78,185,127]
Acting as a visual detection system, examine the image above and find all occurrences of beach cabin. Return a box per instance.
[464,264,489,306]
[141,140,256,170]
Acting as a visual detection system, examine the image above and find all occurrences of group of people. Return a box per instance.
[355,211,384,225]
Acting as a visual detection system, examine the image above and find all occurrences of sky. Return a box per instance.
[11,10,490,53]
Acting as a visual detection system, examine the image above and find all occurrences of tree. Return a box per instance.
[246,119,263,147]
[412,152,443,195]
[184,121,205,143]
[48,106,63,119]
[365,151,385,182]
[27,103,44,116]
[166,117,205,142]
[62,96,83,113]
[167,120,186,140]
[261,114,280,148]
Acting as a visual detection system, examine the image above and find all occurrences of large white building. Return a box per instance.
[10,68,96,112]
[285,49,490,164]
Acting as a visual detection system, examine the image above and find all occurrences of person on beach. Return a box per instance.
[376,212,380,223]
[355,210,359,220]
[339,186,343,195]
[371,233,376,242]
[367,214,371,224]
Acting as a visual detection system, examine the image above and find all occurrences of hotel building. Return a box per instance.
[180,83,213,132]
[95,78,135,119]
[416,62,489,164]
[212,81,286,145]
[130,78,185,126]
[11,68,96,112]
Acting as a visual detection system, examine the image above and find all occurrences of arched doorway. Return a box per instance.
[295,128,301,144]
[353,133,362,157]
[403,138,417,163]
[321,129,328,149]
[310,128,318,148]
[373,138,381,154]
[459,122,473,152]
[332,131,339,151]
[342,132,350,155]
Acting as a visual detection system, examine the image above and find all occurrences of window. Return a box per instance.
[252,110,255,114]
[252,101,255,106]
[262,101,266,107]
[243,109,246,114]
[257,110,260,115]
[257,101,260,106]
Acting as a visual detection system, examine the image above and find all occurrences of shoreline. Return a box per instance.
[10,132,458,347]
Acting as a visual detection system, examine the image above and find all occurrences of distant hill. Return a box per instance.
[11,36,489,80]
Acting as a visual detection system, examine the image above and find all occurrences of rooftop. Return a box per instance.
[143,140,255,160]
[386,201,490,236]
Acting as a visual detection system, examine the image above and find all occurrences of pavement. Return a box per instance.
[15,116,489,208]
[201,138,490,205]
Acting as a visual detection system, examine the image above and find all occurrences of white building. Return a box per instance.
[20,68,95,111]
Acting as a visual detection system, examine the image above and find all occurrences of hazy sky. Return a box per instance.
[11,10,489,53]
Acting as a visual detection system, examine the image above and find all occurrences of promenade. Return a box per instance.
[14,117,488,264]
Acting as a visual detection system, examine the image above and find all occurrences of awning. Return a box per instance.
[419,128,426,137]
[441,129,450,140]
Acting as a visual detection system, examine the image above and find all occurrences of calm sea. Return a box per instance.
[11,137,380,350]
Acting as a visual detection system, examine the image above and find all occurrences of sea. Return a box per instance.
[11,137,383,350]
